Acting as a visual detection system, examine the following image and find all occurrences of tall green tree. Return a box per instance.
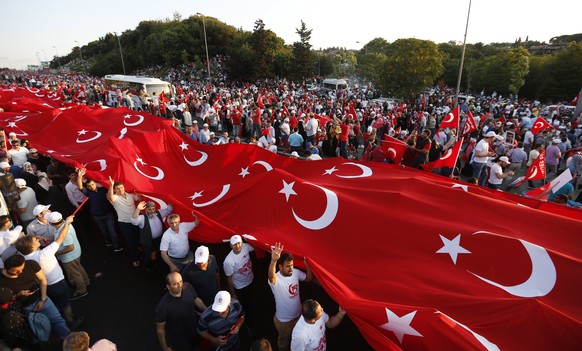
[378,38,443,98]
[291,21,314,80]
[474,47,529,96]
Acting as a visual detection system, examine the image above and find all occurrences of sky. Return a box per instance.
[1,0,581,70]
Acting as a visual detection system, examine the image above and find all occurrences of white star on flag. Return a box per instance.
[451,183,468,192]
[436,234,471,264]
[189,191,203,201]
[136,157,146,166]
[239,167,250,178]
[179,142,189,151]
[379,308,423,344]
[78,129,87,135]
[123,114,132,119]
[279,180,297,201]
[7,122,16,127]
[323,166,338,175]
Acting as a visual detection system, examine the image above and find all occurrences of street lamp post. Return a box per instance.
[113,32,127,75]
[52,46,60,67]
[196,13,211,83]
[74,41,86,75]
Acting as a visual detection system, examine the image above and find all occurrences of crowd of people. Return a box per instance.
[1,63,582,350]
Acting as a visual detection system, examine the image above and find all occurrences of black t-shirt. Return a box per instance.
[155,282,199,351]
[0,260,41,307]
[182,255,219,306]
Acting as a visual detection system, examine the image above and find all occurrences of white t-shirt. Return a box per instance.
[160,222,197,258]
[23,242,65,285]
[110,193,138,223]
[0,226,23,261]
[15,187,38,221]
[488,163,504,185]
[291,312,330,351]
[269,268,306,322]
[473,139,490,164]
[223,243,254,289]
[7,147,29,167]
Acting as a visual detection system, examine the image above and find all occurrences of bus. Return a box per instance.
[103,74,174,108]
[320,78,349,92]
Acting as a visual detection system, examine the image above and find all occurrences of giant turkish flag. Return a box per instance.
[1,88,582,350]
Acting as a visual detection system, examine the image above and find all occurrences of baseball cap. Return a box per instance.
[0,162,10,169]
[290,151,299,157]
[485,131,497,138]
[33,204,51,216]
[203,123,209,127]
[230,235,242,245]
[552,138,561,144]
[14,178,26,188]
[29,148,38,153]
[212,291,231,312]
[195,245,209,264]
[44,211,63,224]
[499,156,510,163]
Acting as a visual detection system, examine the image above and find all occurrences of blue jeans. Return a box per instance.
[472,162,489,186]
[25,297,70,339]
[93,212,121,249]
[119,222,140,261]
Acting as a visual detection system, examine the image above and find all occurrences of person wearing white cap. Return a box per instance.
[199,123,211,144]
[280,117,291,147]
[290,299,347,351]
[488,156,515,190]
[14,178,38,230]
[15,214,84,328]
[198,290,245,350]
[26,204,55,246]
[268,243,313,351]
[160,213,200,273]
[0,161,11,176]
[472,131,499,186]
[155,272,206,351]
[223,235,256,334]
[182,245,220,307]
[46,212,90,300]
[0,215,24,262]
[545,138,562,179]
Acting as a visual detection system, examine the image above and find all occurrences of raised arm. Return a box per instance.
[268,242,283,285]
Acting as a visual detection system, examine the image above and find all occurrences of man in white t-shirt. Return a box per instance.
[488,156,514,190]
[7,140,29,167]
[268,242,313,351]
[472,131,499,186]
[290,299,346,351]
[160,213,199,272]
[223,234,256,334]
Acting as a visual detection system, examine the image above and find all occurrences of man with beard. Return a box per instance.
[268,242,312,351]
[410,129,432,169]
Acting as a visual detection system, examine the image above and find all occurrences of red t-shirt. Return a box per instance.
[339,124,350,142]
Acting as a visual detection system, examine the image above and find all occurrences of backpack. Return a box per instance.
[28,311,51,343]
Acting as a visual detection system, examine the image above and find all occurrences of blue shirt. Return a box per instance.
[54,224,81,263]
[289,133,304,147]
[81,186,114,216]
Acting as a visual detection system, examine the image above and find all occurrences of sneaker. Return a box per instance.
[70,291,88,301]
[105,241,112,247]
[114,247,124,253]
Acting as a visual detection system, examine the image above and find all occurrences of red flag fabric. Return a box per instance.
[421,137,464,172]
[314,114,331,128]
[498,115,507,124]
[159,91,168,104]
[570,94,578,106]
[381,135,407,165]
[257,93,264,108]
[2,88,582,351]
[438,105,459,132]
[461,111,477,137]
[525,149,547,181]
[531,117,552,135]
[346,105,357,121]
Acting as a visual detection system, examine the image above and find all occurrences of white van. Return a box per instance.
[321,78,349,92]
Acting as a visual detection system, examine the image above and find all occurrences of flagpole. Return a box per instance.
[454,0,472,109]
